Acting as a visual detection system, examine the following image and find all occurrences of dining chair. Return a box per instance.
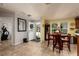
[53,33,63,53]
[61,34,71,51]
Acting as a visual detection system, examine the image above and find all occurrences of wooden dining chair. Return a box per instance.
[61,34,71,51]
[53,33,63,53]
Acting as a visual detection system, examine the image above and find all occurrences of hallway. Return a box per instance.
[0,41,77,56]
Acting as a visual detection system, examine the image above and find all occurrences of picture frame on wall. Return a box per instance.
[17,18,27,32]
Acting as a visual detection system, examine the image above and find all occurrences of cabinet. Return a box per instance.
[77,35,79,56]
[75,17,79,29]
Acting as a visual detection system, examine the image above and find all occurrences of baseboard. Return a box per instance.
[14,41,23,45]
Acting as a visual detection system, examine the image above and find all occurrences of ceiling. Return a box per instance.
[1,3,79,20]
[0,7,14,17]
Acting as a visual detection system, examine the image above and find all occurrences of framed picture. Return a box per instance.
[17,18,26,32]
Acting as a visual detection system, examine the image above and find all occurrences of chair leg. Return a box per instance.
[59,44,62,53]
[61,41,63,50]
[59,49,61,53]
[53,46,54,51]
[53,43,56,51]
[47,39,50,46]
[53,43,55,51]
[53,40,54,51]
[68,43,71,51]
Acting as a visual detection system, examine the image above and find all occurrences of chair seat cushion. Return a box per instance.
[61,37,68,41]
[50,36,53,39]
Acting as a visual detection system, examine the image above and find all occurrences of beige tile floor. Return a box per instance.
[0,40,77,56]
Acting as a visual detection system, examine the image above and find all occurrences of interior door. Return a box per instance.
[28,22,36,40]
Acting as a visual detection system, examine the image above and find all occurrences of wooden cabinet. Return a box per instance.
[75,17,79,29]
[77,35,79,56]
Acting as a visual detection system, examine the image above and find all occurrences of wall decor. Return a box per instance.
[70,28,74,30]
[70,22,75,26]
[30,24,34,29]
[17,18,26,32]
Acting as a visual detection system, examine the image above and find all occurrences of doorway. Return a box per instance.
[45,24,50,41]
[28,21,41,42]
[35,22,40,42]
[28,22,36,41]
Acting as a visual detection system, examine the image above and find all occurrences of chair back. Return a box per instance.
[54,33,62,46]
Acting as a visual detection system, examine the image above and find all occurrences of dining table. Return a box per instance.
[48,32,71,52]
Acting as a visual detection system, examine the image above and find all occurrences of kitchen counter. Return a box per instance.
[75,33,79,56]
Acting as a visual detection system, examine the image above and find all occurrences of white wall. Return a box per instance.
[0,17,14,45]
[0,7,28,45]
[0,12,28,45]
[40,18,45,43]
[14,11,28,45]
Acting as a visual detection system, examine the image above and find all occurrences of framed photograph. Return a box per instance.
[17,18,26,32]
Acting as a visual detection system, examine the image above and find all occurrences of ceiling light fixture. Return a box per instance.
[27,14,31,17]
[45,3,51,5]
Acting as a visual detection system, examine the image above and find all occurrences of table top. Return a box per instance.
[49,33,69,37]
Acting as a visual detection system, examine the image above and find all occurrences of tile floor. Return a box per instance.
[0,40,77,56]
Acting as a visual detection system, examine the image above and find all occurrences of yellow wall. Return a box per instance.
[40,17,45,43]
[40,18,76,43]
[48,18,76,36]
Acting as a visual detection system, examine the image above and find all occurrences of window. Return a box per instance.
[52,23,58,33]
[60,22,68,34]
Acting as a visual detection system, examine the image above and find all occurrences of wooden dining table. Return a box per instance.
[48,33,69,41]
[48,32,71,52]
[49,33,70,40]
